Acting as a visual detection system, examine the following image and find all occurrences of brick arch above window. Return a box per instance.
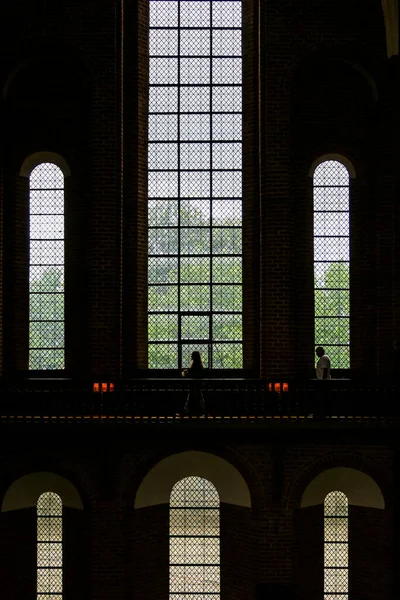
[309,154,356,179]
[134,450,251,509]
[300,467,385,510]
[1,471,84,512]
[20,152,71,179]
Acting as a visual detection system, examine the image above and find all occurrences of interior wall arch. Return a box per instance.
[300,467,385,509]
[1,471,84,512]
[20,152,71,178]
[309,154,356,179]
[134,451,252,509]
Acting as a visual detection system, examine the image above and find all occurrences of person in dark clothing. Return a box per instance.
[182,351,205,416]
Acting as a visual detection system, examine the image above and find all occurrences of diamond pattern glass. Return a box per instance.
[324,492,348,600]
[170,477,220,600]
[29,163,65,370]
[149,0,242,369]
[37,492,62,600]
[314,161,350,368]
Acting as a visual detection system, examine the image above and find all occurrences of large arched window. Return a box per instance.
[170,476,220,600]
[29,163,65,370]
[148,0,243,369]
[37,492,63,600]
[324,491,348,598]
[313,160,350,368]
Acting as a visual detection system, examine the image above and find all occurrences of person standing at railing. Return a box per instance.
[182,351,205,416]
[316,347,331,380]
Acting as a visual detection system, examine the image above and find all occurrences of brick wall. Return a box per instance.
[293,505,323,600]
[122,0,149,373]
[0,0,398,377]
[0,1,399,596]
[63,507,92,600]
[349,505,393,600]
[221,504,256,599]
[130,505,169,599]
[0,508,36,598]
[0,435,396,600]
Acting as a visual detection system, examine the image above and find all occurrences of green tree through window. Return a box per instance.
[313,160,350,368]
[148,1,243,369]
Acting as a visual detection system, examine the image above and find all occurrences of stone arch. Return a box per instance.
[20,152,71,178]
[284,448,390,510]
[309,154,356,179]
[134,451,252,509]
[300,467,385,509]
[1,472,84,512]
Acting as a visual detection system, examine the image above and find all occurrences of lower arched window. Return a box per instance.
[324,491,348,599]
[170,476,220,600]
[37,492,63,600]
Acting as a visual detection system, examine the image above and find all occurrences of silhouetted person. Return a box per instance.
[182,351,205,416]
[316,346,331,380]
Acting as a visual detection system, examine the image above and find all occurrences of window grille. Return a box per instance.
[324,491,348,599]
[37,492,63,600]
[148,0,243,369]
[170,476,220,600]
[313,160,350,368]
[29,163,65,370]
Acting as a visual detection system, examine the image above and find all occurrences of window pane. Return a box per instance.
[170,478,220,599]
[37,493,63,600]
[212,314,242,341]
[313,161,350,369]
[181,315,209,340]
[170,537,220,565]
[148,315,178,341]
[149,286,179,312]
[29,163,65,370]
[148,343,178,369]
[149,0,243,369]
[324,492,348,599]
[181,285,211,312]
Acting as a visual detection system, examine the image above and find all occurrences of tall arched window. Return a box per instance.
[148,0,243,369]
[29,163,65,370]
[37,492,63,600]
[170,476,220,600]
[313,160,350,368]
[324,491,348,599]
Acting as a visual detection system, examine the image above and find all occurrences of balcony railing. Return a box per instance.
[0,378,398,424]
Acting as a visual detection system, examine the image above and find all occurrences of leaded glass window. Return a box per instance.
[148,0,243,369]
[324,491,349,599]
[29,163,65,370]
[313,160,350,368]
[37,492,63,600]
[170,476,220,600]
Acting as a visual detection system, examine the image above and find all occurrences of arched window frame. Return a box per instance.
[169,476,220,600]
[20,153,70,371]
[311,156,355,369]
[37,491,63,600]
[147,0,243,370]
[324,490,349,599]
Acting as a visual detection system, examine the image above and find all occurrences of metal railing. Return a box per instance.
[0,378,398,424]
